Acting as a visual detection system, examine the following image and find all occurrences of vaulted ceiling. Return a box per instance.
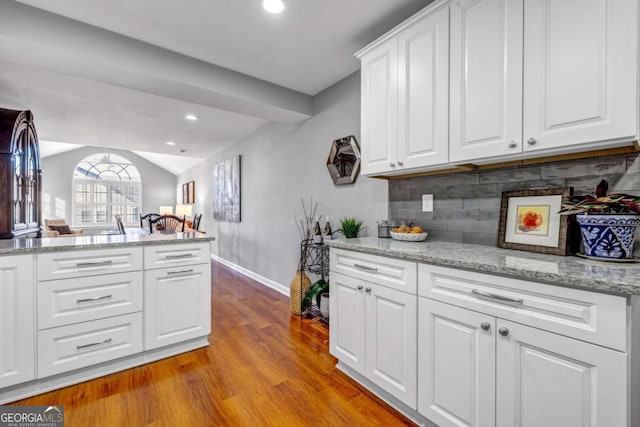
[0,0,432,172]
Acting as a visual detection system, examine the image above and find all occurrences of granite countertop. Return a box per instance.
[326,237,640,296]
[0,230,214,255]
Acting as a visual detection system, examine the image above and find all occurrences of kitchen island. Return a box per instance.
[326,237,640,427]
[0,232,214,404]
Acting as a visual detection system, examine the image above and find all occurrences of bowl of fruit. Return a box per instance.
[390,225,428,242]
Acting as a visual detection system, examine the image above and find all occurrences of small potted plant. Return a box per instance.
[336,217,364,238]
[559,180,640,259]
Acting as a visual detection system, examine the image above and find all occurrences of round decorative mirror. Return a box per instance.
[326,135,361,185]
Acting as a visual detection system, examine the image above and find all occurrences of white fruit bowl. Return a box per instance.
[390,231,428,242]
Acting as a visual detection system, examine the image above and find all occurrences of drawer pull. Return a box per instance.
[471,289,523,305]
[77,295,112,304]
[165,253,193,259]
[167,269,194,276]
[76,338,113,351]
[480,322,491,331]
[354,263,378,272]
[77,260,113,268]
[357,285,364,290]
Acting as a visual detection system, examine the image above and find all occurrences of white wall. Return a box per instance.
[179,72,388,292]
[42,146,177,227]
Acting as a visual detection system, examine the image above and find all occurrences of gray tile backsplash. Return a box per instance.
[388,153,640,247]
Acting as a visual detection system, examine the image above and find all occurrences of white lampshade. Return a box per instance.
[159,206,173,215]
[175,204,193,217]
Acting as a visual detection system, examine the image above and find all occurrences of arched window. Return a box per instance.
[72,152,141,226]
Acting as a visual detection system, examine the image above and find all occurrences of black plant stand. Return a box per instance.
[299,239,330,323]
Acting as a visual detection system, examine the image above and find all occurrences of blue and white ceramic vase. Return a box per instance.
[576,213,640,259]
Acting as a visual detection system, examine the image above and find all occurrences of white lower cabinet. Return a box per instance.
[419,298,627,427]
[418,298,495,427]
[37,313,143,378]
[330,270,417,409]
[144,262,211,350]
[0,255,35,389]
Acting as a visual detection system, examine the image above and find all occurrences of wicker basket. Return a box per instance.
[390,231,428,242]
[289,270,311,316]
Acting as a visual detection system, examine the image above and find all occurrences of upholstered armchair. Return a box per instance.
[44,219,84,238]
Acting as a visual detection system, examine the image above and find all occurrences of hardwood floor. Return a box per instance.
[11,261,416,426]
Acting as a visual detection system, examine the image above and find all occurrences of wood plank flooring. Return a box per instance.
[11,261,416,426]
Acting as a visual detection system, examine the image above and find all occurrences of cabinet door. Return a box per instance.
[496,319,627,427]
[449,0,523,163]
[366,284,417,408]
[360,37,398,176]
[145,263,211,350]
[397,5,449,169]
[418,298,495,427]
[0,255,35,388]
[523,0,637,153]
[329,272,365,374]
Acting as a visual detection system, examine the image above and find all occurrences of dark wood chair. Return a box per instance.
[192,213,202,231]
[148,214,186,234]
[140,213,161,230]
[115,215,126,235]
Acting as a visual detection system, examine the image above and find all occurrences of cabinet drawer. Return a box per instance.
[37,248,143,281]
[37,312,142,378]
[144,242,210,270]
[330,248,417,294]
[419,264,627,351]
[38,271,143,330]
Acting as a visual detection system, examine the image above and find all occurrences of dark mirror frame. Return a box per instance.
[326,135,361,185]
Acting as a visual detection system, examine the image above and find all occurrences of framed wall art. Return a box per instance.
[213,155,241,222]
[182,181,195,204]
[497,187,573,255]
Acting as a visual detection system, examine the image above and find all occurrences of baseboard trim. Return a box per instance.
[211,255,289,296]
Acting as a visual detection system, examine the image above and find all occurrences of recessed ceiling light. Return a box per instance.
[166,141,176,146]
[263,0,284,14]
[185,114,198,121]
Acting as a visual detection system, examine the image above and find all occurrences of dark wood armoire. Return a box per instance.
[0,108,42,238]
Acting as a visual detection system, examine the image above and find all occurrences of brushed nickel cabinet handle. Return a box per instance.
[165,253,192,259]
[389,162,396,167]
[365,287,372,293]
[356,285,364,290]
[508,141,518,148]
[397,161,404,166]
[471,289,523,305]
[527,137,537,145]
[77,338,112,350]
[354,263,378,272]
[77,295,112,304]
[77,260,113,268]
[167,269,194,276]
[480,322,491,331]
[498,327,510,337]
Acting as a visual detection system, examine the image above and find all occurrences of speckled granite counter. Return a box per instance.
[326,237,640,295]
[0,231,214,255]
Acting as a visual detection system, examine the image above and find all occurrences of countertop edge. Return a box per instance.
[326,238,640,296]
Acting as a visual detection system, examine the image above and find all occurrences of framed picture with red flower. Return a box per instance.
[497,187,573,255]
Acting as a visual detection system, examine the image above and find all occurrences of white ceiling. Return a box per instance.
[0,0,433,173]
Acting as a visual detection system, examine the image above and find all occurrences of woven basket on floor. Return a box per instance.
[289,270,311,316]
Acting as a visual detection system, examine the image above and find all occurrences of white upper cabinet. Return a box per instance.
[361,0,638,173]
[449,0,523,163]
[359,2,450,176]
[523,0,637,153]
[360,38,398,175]
[397,6,449,170]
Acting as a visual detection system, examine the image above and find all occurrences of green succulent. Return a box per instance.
[336,217,364,238]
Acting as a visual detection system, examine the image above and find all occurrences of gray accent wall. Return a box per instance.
[389,154,640,246]
[178,72,388,292]
[42,146,177,227]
